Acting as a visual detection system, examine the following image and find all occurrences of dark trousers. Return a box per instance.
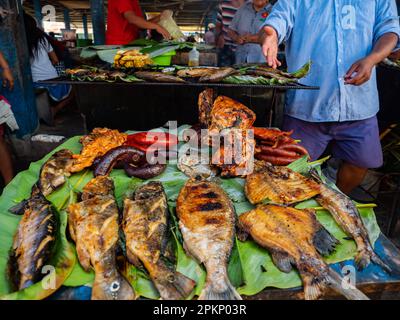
[218,45,236,67]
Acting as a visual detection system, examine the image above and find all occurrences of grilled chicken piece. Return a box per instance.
[209,96,256,132]
[38,149,74,196]
[245,162,320,204]
[8,187,57,290]
[123,182,195,300]
[311,171,391,272]
[176,178,241,300]
[71,128,127,173]
[238,205,369,300]
[198,88,215,128]
[68,177,135,300]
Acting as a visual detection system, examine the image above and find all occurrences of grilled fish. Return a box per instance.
[71,128,127,173]
[176,178,241,300]
[177,67,236,83]
[123,182,195,300]
[134,71,186,83]
[311,171,391,272]
[38,149,74,197]
[245,162,320,205]
[68,177,135,300]
[198,88,215,128]
[238,205,369,300]
[8,187,57,290]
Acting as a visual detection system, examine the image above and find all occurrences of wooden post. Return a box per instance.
[90,0,105,45]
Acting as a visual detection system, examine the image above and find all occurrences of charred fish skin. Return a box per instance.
[310,170,391,273]
[38,149,74,197]
[176,178,241,300]
[68,177,135,300]
[238,205,369,300]
[8,189,57,290]
[123,182,195,300]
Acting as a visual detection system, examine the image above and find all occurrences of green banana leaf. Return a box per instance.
[0,132,382,299]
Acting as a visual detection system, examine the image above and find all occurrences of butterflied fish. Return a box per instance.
[38,149,74,197]
[176,178,241,300]
[199,67,236,83]
[134,71,186,83]
[311,171,391,272]
[238,205,369,300]
[123,182,195,300]
[8,187,57,290]
[68,177,135,300]
[245,161,320,205]
[177,67,219,78]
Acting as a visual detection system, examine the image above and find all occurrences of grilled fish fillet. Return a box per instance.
[68,177,135,300]
[238,205,369,300]
[311,171,391,272]
[176,178,241,300]
[71,128,127,173]
[8,187,57,290]
[245,162,320,204]
[123,182,195,300]
[198,88,215,128]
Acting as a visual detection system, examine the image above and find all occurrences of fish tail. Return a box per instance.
[92,270,135,300]
[354,247,392,273]
[370,251,393,274]
[198,268,242,300]
[154,271,196,300]
[302,275,326,300]
[326,269,370,300]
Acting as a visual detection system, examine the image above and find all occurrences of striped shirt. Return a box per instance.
[217,0,244,47]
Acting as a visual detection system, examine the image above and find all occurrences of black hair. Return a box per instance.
[23,13,47,58]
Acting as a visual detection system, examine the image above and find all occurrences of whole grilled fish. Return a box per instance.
[8,187,57,290]
[245,162,320,205]
[123,182,195,300]
[311,171,391,272]
[238,205,369,300]
[176,178,241,300]
[134,71,186,83]
[177,67,236,83]
[68,177,135,300]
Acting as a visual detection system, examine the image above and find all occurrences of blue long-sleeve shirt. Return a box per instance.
[264,0,400,122]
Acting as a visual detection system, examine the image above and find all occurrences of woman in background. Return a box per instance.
[24,13,73,118]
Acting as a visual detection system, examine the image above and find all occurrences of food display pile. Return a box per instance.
[0,91,388,300]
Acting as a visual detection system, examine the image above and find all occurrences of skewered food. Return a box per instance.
[8,187,57,291]
[238,205,369,300]
[245,161,320,205]
[311,171,391,272]
[68,177,135,300]
[71,128,128,173]
[176,178,241,300]
[123,182,195,300]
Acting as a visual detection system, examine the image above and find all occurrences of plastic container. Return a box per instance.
[188,47,200,67]
[152,50,176,66]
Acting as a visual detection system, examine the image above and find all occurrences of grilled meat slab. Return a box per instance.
[176,178,241,300]
[123,182,195,300]
[68,177,135,300]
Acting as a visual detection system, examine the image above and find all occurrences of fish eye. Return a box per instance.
[110,281,120,292]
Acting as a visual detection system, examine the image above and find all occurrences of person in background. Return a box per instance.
[215,0,245,66]
[204,23,216,46]
[24,14,73,118]
[228,0,272,64]
[0,51,14,185]
[260,0,400,195]
[106,0,171,45]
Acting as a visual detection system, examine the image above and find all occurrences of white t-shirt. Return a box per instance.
[30,38,58,82]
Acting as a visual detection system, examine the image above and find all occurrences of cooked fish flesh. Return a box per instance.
[245,162,320,204]
[68,177,135,300]
[311,171,391,272]
[177,67,219,78]
[123,182,195,300]
[177,67,236,83]
[238,205,369,300]
[134,71,186,83]
[38,149,74,197]
[209,96,256,132]
[178,151,217,179]
[176,178,241,300]
[71,128,127,173]
[198,88,215,128]
[8,187,57,290]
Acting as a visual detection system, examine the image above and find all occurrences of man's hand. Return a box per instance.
[156,25,171,40]
[260,26,281,69]
[345,56,376,86]
[1,68,14,90]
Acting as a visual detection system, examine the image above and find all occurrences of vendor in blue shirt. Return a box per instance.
[228,0,273,64]
[260,0,400,195]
